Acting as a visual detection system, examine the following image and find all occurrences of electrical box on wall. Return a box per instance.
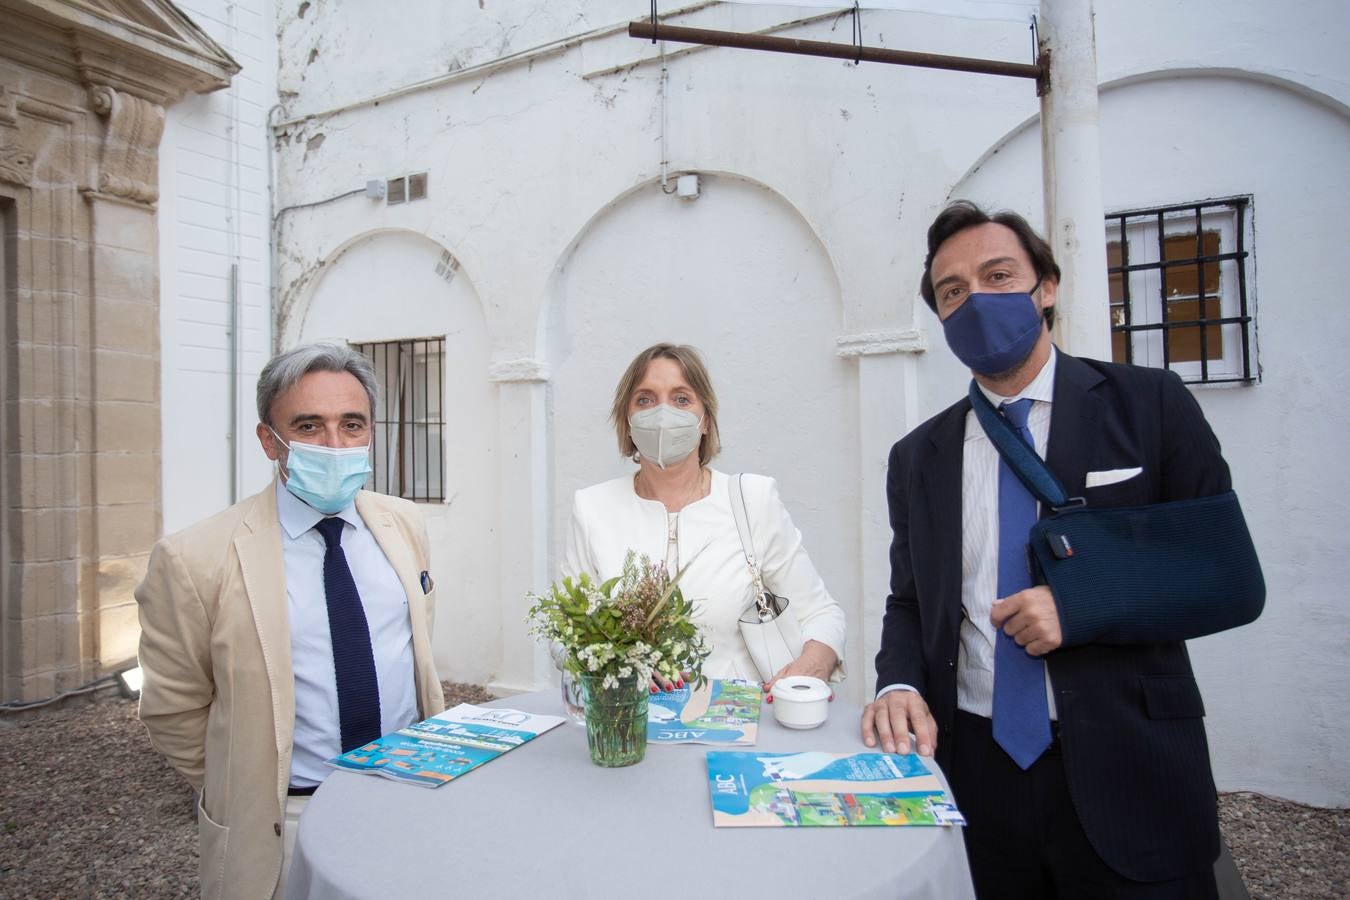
[676,174,700,199]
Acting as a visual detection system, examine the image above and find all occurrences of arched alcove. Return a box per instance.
[542,173,865,688]
[952,73,1350,804]
[298,229,499,684]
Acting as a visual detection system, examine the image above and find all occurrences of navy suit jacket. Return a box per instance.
[876,352,1232,882]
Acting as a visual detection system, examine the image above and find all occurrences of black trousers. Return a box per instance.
[948,710,1218,900]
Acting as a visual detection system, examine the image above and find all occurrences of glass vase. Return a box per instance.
[579,673,648,767]
[559,668,586,725]
[550,643,586,725]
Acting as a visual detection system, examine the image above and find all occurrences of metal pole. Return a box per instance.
[628,20,1046,88]
[1039,0,1110,358]
[228,262,239,503]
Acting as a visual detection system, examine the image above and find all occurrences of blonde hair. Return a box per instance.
[610,343,721,466]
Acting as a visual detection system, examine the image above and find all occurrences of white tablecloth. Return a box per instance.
[287,689,975,900]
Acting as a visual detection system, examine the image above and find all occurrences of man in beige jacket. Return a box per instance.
[136,344,445,900]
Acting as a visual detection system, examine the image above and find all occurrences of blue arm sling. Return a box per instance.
[968,381,1265,646]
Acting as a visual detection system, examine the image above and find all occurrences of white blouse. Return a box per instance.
[561,469,846,681]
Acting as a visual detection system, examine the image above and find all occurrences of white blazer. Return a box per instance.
[562,469,846,680]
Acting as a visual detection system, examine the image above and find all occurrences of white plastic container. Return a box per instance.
[770,676,831,729]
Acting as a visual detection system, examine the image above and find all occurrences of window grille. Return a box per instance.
[1105,198,1255,384]
[351,337,445,502]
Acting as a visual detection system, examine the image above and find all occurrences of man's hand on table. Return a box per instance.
[860,689,937,757]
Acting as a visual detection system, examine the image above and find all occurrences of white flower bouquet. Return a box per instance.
[527,550,710,690]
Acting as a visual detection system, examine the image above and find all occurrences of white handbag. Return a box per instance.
[730,474,804,683]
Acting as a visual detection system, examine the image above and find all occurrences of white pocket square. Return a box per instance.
[1085,467,1143,488]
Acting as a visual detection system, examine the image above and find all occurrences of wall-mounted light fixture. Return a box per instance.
[116,665,144,700]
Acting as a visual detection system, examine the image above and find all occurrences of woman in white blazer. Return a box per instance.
[562,343,845,690]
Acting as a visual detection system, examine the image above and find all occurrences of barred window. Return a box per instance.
[1106,198,1255,383]
[351,338,445,501]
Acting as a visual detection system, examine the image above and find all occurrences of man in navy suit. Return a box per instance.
[861,201,1241,898]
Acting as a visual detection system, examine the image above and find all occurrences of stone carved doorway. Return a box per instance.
[0,0,236,701]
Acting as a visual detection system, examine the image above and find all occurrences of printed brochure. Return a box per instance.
[647,678,763,745]
[328,703,564,788]
[706,750,966,827]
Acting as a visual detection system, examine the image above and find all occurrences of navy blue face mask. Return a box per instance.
[940,286,1045,376]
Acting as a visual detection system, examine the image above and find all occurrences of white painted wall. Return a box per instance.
[295,231,500,685]
[262,0,1350,803]
[159,0,277,534]
[275,0,639,119]
[268,3,1037,699]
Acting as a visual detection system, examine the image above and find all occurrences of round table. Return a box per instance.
[286,689,975,900]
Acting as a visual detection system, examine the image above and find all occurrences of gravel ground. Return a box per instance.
[1,690,1345,899]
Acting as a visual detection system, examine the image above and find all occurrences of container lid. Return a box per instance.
[771,675,831,704]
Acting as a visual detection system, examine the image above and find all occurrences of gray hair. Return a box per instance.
[256,343,379,426]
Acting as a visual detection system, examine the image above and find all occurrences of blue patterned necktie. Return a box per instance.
[314,516,383,752]
[991,398,1052,769]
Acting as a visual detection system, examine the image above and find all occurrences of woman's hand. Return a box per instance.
[763,640,837,699]
[650,671,686,694]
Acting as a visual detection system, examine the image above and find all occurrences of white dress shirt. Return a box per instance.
[276,484,419,787]
[879,348,1059,720]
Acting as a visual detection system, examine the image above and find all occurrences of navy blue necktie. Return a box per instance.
[991,398,1052,770]
[314,516,382,752]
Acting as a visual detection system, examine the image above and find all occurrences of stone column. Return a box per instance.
[0,132,41,700]
[488,357,555,696]
[84,86,165,668]
[1039,0,1112,358]
[1,81,93,700]
[836,330,927,694]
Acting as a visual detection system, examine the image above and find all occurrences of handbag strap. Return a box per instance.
[728,474,770,611]
[967,380,1078,511]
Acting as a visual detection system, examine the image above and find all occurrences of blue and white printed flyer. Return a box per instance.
[647,678,762,745]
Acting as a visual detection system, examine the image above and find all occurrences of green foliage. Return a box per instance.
[527,551,710,690]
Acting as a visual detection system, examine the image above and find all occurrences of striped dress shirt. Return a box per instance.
[879,348,1060,720]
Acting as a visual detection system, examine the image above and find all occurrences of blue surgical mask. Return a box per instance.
[270,428,372,514]
[940,287,1045,376]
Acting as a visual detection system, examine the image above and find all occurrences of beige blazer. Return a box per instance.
[135,482,445,900]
